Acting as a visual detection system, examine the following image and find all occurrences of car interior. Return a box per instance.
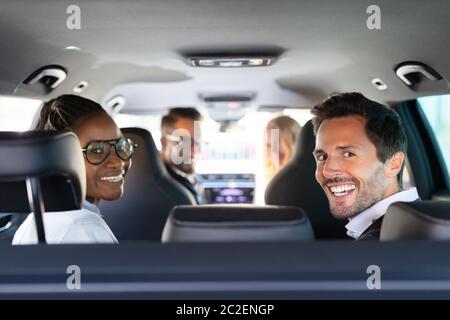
[0,0,450,299]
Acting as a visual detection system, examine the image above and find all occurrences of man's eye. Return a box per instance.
[344,152,355,157]
[317,154,327,161]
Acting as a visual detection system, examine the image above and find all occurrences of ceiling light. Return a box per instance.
[64,46,81,51]
[190,57,273,68]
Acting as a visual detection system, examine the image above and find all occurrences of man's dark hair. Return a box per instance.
[161,107,202,132]
[311,92,407,185]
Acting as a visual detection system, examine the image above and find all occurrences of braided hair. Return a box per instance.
[35,95,106,131]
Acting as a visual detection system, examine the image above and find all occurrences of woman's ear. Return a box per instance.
[123,159,132,177]
[385,151,405,179]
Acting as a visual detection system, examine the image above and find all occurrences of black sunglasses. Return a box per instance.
[81,138,137,165]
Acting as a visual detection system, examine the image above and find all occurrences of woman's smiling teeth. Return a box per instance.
[100,175,123,183]
[329,184,356,197]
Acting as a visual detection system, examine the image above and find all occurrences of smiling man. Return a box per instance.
[312,92,419,240]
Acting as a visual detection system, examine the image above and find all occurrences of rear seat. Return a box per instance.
[100,128,196,242]
[162,205,314,242]
[0,131,85,243]
[381,201,450,240]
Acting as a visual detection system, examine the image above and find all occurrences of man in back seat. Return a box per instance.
[311,92,419,240]
[160,107,204,204]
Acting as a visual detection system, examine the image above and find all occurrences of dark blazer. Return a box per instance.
[165,164,199,204]
[357,217,384,241]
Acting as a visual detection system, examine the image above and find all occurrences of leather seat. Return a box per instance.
[162,205,314,242]
[100,128,196,241]
[0,131,85,243]
[381,201,450,240]
[265,120,347,239]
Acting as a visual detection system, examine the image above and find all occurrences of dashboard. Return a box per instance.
[198,173,255,204]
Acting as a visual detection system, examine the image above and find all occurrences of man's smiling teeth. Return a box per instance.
[100,175,123,183]
[329,184,356,196]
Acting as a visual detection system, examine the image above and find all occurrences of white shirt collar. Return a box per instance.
[345,187,419,239]
[170,165,196,184]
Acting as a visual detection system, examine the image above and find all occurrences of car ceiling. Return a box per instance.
[0,0,449,113]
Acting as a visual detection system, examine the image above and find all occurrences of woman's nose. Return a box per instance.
[106,151,125,169]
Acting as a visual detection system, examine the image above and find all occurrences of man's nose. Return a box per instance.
[322,156,343,179]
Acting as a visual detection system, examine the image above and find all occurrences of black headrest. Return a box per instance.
[100,128,196,241]
[381,201,450,240]
[0,131,85,213]
[265,119,348,239]
[162,205,314,242]
[293,119,315,160]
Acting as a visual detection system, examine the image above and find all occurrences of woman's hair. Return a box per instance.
[266,115,301,147]
[35,94,106,131]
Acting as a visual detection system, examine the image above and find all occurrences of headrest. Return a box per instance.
[100,127,196,241]
[293,119,315,161]
[123,128,169,179]
[162,205,314,242]
[381,201,450,240]
[0,131,86,213]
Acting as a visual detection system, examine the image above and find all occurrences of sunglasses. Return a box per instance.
[81,138,137,165]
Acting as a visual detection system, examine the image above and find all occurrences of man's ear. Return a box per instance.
[385,151,405,179]
[161,136,167,149]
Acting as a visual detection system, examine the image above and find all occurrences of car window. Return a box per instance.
[417,94,450,178]
[0,96,42,131]
[114,109,313,204]
[113,113,163,148]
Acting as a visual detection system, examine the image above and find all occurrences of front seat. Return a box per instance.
[265,120,347,239]
[0,131,85,243]
[162,205,314,242]
[381,201,450,240]
[100,128,196,241]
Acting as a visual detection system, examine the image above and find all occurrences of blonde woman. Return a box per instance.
[264,116,301,182]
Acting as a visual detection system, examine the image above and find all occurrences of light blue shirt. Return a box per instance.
[12,201,118,245]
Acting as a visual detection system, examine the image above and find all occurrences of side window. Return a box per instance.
[402,158,415,189]
[0,96,42,131]
[417,94,450,178]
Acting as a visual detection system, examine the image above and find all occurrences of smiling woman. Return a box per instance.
[12,95,136,245]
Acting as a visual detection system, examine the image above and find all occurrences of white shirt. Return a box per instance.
[345,187,419,240]
[170,165,196,185]
[12,201,118,245]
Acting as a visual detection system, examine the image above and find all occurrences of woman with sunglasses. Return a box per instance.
[13,95,136,244]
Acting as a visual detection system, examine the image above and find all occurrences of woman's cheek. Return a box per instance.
[84,163,98,197]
